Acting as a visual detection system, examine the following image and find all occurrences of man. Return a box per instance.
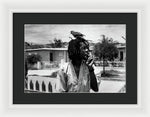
[56,31,98,93]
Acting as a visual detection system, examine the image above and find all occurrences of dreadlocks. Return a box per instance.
[68,37,89,62]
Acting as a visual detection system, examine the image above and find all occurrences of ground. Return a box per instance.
[94,66,126,93]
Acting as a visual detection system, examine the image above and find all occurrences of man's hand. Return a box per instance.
[86,56,95,67]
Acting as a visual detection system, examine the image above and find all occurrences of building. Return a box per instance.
[25,43,126,68]
[25,48,69,68]
[116,43,126,61]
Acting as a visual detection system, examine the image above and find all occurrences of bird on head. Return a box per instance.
[70,30,85,38]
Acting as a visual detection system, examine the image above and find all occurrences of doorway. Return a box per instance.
[50,52,53,62]
[120,51,123,61]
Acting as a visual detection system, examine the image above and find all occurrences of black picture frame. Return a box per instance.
[13,13,137,104]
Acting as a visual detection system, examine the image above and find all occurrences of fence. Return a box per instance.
[41,61,59,69]
[24,75,58,93]
[94,61,126,67]
[28,61,60,70]
[25,74,101,93]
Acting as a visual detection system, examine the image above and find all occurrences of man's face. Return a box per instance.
[80,42,89,61]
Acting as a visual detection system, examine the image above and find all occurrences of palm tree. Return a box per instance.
[94,35,118,76]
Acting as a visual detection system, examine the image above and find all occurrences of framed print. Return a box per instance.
[13,12,137,104]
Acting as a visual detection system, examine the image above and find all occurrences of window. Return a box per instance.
[50,52,53,62]
[120,51,123,61]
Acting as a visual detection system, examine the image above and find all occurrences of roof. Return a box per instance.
[25,48,68,52]
[115,43,126,49]
[25,45,126,52]
[116,45,126,49]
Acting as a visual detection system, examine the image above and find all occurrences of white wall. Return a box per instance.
[1,1,150,117]
[26,50,69,64]
[27,51,50,61]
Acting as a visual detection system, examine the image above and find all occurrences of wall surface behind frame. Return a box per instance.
[0,0,150,117]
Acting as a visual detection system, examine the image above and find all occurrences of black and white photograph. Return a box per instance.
[24,24,126,93]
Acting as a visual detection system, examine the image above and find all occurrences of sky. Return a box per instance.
[25,24,126,44]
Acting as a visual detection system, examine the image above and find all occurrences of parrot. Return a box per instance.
[70,30,85,38]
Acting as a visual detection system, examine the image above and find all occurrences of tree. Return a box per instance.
[50,38,64,48]
[93,35,118,76]
[24,42,45,49]
[26,54,42,65]
[25,42,31,49]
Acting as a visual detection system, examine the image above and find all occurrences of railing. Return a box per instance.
[24,75,58,93]
[42,61,59,69]
[25,74,101,93]
[94,61,126,67]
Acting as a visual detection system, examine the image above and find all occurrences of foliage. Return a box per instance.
[25,42,31,49]
[94,35,118,75]
[25,39,67,49]
[25,42,44,49]
[50,38,64,48]
[94,35,118,61]
[26,54,42,65]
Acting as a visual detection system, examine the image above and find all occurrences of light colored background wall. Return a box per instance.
[27,51,50,61]
[26,50,69,64]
